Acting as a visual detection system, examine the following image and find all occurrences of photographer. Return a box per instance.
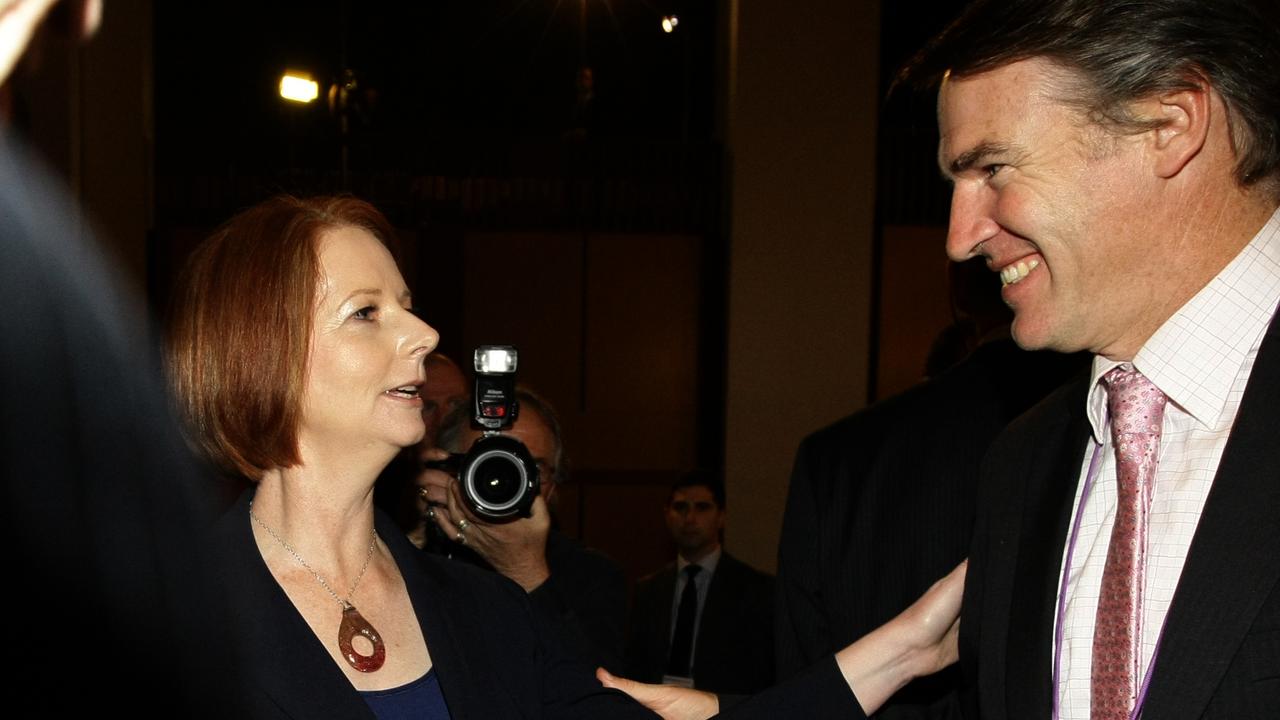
[417,387,628,672]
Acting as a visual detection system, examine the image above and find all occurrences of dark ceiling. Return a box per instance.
[155,0,718,178]
[152,0,968,228]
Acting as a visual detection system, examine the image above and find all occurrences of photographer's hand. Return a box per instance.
[410,447,454,549]
[424,471,553,592]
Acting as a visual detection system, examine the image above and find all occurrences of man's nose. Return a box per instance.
[945,182,998,262]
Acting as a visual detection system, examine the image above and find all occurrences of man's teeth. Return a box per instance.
[1000,259,1040,286]
[388,386,419,397]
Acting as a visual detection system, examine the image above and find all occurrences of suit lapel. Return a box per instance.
[696,554,734,660]
[383,518,529,720]
[1143,311,1280,719]
[244,574,372,718]
[1002,387,1092,720]
[656,565,677,656]
[222,500,375,719]
[395,548,484,719]
[224,500,529,720]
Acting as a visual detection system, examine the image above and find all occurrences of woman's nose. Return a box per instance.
[404,312,439,358]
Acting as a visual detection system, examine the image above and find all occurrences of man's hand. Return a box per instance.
[596,668,719,720]
[417,453,552,592]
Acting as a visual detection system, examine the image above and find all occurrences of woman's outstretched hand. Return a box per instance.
[596,561,965,719]
[596,668,719,720]
[838,559,967,714]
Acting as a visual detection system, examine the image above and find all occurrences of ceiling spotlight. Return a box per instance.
[661,15,679,33]
[279,71,319,103]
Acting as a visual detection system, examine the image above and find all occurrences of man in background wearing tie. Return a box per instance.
[627,472,775,696]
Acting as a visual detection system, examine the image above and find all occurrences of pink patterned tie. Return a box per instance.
[1092,366,1167,720]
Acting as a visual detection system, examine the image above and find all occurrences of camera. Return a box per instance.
[429,345,540,521]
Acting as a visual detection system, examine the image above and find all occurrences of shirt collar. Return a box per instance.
[1087,206,1280,440]
[677,546,722,577]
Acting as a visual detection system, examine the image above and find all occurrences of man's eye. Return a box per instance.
[353,306,377,320]
[984,163,1006,179]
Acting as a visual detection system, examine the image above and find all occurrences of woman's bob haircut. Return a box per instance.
[166,195,399,480]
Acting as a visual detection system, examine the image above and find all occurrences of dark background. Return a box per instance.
[8,0,969,582]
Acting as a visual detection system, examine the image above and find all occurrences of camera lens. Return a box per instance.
[460,430,540,515]
[471,451,525,507]
[459,434,540,520]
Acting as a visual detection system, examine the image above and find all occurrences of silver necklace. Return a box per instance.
[249,500,387,672]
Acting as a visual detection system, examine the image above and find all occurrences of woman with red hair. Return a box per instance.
[168,195,653,718]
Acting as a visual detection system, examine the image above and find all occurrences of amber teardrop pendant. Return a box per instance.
[338,604,386,672]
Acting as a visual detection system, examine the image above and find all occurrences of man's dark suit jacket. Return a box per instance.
[426,527,628,672]
[1,133,232,713]
[959,312,1280,719]
[213,493,656,719]
[727,322,1277,719]
[538,530,628,671]
[627,552,775,695]
[777,340,1085,717]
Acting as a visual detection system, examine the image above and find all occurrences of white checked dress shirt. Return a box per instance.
[1055,207,1280,719]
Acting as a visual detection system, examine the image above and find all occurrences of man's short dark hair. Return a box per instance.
[669,470,726,510]
[902,0,1280,193]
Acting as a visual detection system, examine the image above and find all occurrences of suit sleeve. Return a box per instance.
[625,576,668,683]
[529,546,627,673]
[715,656,866,720]
[775,436,835,679]
[525,580,660,719]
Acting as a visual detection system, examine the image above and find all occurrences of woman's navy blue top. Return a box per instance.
[361,668,452,720]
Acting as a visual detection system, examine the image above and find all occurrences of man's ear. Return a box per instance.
[1139,79,1211,179]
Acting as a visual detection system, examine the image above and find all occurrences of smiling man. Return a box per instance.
[601,2,1278,718]
[913,0,1280,718]
[936,57,1265,361]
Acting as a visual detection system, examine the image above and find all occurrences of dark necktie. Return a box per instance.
[666,564,702,677]
[1092,366,1167,720]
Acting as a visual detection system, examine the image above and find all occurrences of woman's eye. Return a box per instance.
[353,306,377,321]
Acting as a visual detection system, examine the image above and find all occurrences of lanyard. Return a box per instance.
[1051,435,1164,720]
